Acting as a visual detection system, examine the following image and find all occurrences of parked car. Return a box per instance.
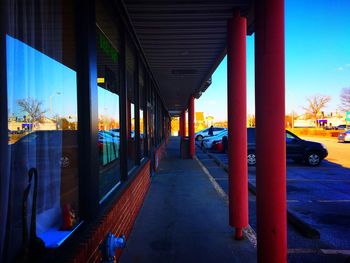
[9,130,78,169]
[195,127,226,141]
[99,130,120,165]
[223,128,328,166]
[99,130,120,144]
[336,124,347,130]
[109,128,120,137]
[202,130,228,149]
[338,129,350,143]
[109,128,135,138]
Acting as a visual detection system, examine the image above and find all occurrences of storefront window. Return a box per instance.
[5,1,79,260]
[126,39,136,171]
[96,11,121,200]
[139,65,145,158]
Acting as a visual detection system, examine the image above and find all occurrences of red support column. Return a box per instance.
[255,0,286,262]
[182,110,186,138]
[183,110,187,137]
[227,9,248,239]
[188,96,195,159]
[179,113,183,137]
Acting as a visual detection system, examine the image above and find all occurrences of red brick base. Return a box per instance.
[69,160,151,263]
[154,141,167,171]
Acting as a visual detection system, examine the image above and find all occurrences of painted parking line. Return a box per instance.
[195,156,258,248]
[287,248,319,254]
[288,248,350,256]
[195,156,228,201]
[212,178,229,180]
[320,249,350,255]
[286,179,350,182]
[317,199,350,203]
[287,199,350,203]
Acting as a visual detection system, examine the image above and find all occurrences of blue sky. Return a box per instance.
[7,35,78,120]
[196,0,350,121]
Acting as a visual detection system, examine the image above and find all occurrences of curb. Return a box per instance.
[199,146,321,240]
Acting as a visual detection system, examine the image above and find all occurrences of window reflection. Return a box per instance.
[96,24,121,200]
[6,31,79,254]
[139,66,145,158]
[98,87,120,199]
[126,40,136,171]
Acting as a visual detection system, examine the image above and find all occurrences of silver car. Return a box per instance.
[195,127,226,141]
[202,130,228,149]
[338,129,350,143]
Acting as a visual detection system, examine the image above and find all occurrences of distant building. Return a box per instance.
[294,113,346,128]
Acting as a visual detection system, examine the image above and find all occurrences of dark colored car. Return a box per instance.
[223,128,328,166]
[336,124,347,130]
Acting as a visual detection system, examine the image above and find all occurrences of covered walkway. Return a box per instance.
[121,137,256,263]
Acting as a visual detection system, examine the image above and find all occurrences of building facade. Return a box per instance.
[0,1,170,262]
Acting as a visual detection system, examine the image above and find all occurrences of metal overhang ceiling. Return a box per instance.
[123,0,254,114]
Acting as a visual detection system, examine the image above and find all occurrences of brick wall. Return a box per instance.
[69,160,151,263]
[154,141,167,171]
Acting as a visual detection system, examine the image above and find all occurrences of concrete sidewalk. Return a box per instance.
[120,137,256,263]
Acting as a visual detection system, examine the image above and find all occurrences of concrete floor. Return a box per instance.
[120,137,257,263]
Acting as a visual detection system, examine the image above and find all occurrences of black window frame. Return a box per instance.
[0,0,170,257]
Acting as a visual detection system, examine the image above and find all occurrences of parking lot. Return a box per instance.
[197,136,350,260]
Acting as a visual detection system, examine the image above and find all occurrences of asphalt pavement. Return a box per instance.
[196,141,350,263]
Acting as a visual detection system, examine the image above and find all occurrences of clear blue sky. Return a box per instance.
[196,0,350,121]
[7,35,78,120]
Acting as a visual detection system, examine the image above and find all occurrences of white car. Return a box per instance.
[202,130,228,149]
[338,129,350,142]
[195,127,226,141]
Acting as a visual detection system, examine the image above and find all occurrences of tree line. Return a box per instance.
[302,87,349,127]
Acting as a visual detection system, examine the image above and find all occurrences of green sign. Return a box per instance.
[346,111,350,121]
[98,32,118,63]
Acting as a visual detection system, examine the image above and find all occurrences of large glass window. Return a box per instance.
[5,1,79,259]
[148,87,155,150]
[126,38,137,171]
[96,4,121,201]
[139,65,145,158]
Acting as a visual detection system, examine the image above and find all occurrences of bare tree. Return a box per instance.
[340,87,350,112]
[302,95,331,127]
[17,97,47,124]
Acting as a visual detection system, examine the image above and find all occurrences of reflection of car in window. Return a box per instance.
[99,130,120,165]
[10,130,78,170]
[109,128,120,137]
[8,130,79,249]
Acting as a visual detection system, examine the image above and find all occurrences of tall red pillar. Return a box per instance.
[188,96,195,159]
[179,113,183,137]
[180,110,186,139]
[255,0,286,262]
[227,9,248,240]
[183,110,187,137]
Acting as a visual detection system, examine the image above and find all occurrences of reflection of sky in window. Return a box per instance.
[98,86,119,120]
[6,35,77,119]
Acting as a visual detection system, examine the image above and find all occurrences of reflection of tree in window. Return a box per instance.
[96,23,121,201]
[126,38,137,171]
[4,1,79,258]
